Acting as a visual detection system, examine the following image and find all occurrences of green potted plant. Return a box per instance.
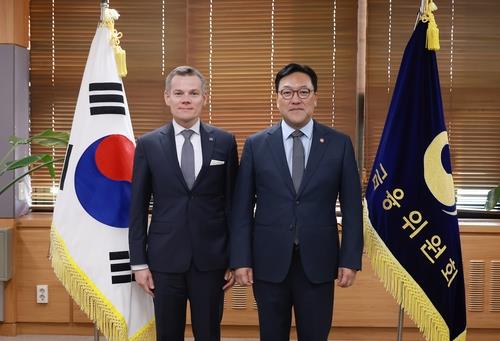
[0,129,69,196]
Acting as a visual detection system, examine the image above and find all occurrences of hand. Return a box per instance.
[336,267,357,288]
[134,268,155,297]
[222,269,235,291]
[234,267,253,286]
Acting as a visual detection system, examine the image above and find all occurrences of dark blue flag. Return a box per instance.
[364,20,467,341]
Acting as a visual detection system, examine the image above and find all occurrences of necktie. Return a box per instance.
[180,129,195,189]
[291,129,305,193]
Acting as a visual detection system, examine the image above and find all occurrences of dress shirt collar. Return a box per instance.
[172,118,201,136]
[281,118,313,140]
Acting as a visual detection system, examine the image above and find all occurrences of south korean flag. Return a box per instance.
[51,11,155,341]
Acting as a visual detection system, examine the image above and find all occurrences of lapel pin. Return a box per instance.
[320,138,325,143]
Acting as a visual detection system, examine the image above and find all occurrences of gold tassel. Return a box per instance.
[102,8,128,77]
[114,45,128,78]
[426,15,440,51]
[421,0,441,51]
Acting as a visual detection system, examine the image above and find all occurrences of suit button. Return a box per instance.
[295,200,300,205]
[289,224,294,231]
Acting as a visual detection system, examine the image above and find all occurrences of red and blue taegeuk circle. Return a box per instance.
[74,134,134,228]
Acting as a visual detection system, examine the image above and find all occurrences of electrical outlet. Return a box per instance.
[36,284,48,304]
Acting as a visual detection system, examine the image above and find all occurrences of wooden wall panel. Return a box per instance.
[333,256,400,327]
[0,219,16,325]
[0,0,29,46]
[4,214,500,340]
[71,299,92,323]
[15,228,71,322]
[491,261,500,312]
[461,228,500,328]
[221,284,259,326]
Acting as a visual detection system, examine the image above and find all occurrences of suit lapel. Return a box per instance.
[192,122,215,190]
[298,121,328,195]
[159,123,189,190]
[267,124,295,195]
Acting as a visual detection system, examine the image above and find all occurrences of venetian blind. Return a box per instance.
[29,0,358,207]
[30,0,185,206]
[187,0,358,153]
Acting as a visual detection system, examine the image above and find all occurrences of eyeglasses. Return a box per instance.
[278,87,314,100]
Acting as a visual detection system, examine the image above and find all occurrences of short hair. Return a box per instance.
[274,63,318,93]
[165,66,206,93]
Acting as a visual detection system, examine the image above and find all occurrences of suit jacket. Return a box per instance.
[230,120,363,284]
[129,121,238,273]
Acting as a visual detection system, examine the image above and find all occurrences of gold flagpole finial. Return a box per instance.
[420,0,440,51]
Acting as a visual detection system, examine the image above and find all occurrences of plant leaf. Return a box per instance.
[9,135,29,145]
[485,186,500,210]
[40,154,56,178]
[31,129,70,147]
[5,155,47,170]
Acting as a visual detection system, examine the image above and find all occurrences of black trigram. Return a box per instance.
[59,144,73,191]
[89,82,126,115]
[109,250,134,284]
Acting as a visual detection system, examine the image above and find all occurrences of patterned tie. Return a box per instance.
[291,129,305,193]
[180,129,195,189]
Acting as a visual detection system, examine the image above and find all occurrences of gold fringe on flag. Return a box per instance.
[363,199,466,341]
[420,0,440,51]
[130,318,156,341]
[50,228,155,341]
[101,8,128,77]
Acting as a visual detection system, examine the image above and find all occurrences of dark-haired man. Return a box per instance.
[230,63,363,341]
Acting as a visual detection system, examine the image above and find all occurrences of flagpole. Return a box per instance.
[397,305,404,341]
[396,277,404,341]
[100,0,109,21]
[93,4,108,341]
[93,324,100,341]
[419,0,426,14]
[414,0,425,28]
[407,9,424,341]
[94,0,107,337]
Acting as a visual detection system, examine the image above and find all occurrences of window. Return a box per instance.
[29,0,358,208]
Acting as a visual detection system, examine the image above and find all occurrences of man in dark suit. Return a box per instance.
[129,66,238,341]
[230,63,363,341]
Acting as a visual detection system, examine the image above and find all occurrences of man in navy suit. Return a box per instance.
[129,66,238,341]
[230,63,363,341]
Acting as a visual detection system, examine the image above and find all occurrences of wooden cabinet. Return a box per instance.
[2,214,499,340]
